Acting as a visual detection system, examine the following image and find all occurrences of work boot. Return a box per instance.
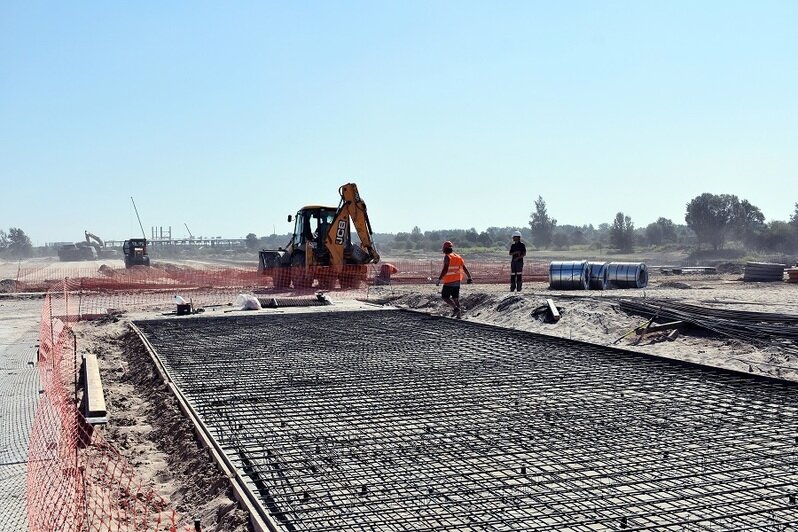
[517,275,522,292]
[510,275,516,292]
[455,308,462,319]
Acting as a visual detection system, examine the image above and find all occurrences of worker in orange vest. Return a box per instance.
[435,240,473,319]
[375,263,398,285]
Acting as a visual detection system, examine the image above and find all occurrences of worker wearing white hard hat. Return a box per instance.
[509,231,526,291]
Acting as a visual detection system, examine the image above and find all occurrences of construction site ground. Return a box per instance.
[0,295,40,532]
[2,255,798,530]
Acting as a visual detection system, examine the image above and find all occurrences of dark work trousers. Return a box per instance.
[510,259,524,291]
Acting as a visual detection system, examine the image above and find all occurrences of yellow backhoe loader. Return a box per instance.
[258,183,380,289]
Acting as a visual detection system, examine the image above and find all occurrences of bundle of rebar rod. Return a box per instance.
[617,298,798,352]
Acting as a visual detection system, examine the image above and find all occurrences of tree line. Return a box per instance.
[526,193,798,254]
[0,228,33,258]
[378,193,798,255]
[6,193,798,259]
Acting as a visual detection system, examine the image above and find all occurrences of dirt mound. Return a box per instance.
[98,265,116,277]
[154,262,189,274]
[0,279,16,293]
[496,294,525,311]
[658,281,692,289]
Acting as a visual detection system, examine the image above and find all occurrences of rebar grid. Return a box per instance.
[134,310,798,531]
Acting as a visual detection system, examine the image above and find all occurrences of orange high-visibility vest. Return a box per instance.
[442,253,464,284]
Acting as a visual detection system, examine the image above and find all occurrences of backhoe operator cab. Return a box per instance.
[123,238,151,268]
[258,183,380,289]
[293,207,336,259]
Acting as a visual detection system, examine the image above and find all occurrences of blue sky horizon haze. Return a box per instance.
[1,1,796,244]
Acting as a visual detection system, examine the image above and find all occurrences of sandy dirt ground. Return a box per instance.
[73,318,252,531]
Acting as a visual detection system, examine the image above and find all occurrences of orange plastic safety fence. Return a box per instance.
[26,283,193,532]
[15,260,549,293]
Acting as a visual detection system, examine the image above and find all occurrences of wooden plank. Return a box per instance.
[546,299,561,322]
[82,354,107,424]
[635,320,685,335]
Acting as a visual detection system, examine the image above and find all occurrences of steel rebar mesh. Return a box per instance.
[135,310,798,531]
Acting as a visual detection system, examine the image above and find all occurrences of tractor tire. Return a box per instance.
[291,254,313,289]
[340,265,367,289]
[317,267,337,290]
[272,268,291,289]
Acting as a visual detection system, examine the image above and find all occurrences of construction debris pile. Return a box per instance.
[618,298,798,354]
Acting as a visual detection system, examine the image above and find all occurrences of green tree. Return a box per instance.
[529,196,557,248]
[410,226,424,243]
[645,217,677,246]
[685,193,740,250]
[570,228,587,246]
[0,229,7,251]
[609,212,634,251]
[735,199,766,248]
[760,221,795,254]
[551,232,570,250]
[7,227,32,257]
[789,203,798,228]
[245,233,259,250]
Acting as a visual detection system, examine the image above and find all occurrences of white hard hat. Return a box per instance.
[512,230,522,238]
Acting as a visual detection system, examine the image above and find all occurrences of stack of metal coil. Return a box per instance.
[743,262,786,282]
[606,262,649,289]
[549,261,648,290]
[549,261,589,290]
[587,261,609,290]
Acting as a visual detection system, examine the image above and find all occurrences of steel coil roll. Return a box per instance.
[606,262,649,289]
[587,262,609,290]
[549,261,589,290]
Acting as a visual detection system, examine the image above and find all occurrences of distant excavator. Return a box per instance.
[258,183,380,289]
[84,230,115,258]
[57,230,117,261]
[58,230,104,261]
[57,242,96,261]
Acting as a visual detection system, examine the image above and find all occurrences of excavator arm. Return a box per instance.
[325,183,380,267]
[85,231,104,249]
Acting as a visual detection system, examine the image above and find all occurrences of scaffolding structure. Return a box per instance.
[135,310,798,531]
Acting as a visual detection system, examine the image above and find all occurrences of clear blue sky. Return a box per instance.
[1,1,796,245]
